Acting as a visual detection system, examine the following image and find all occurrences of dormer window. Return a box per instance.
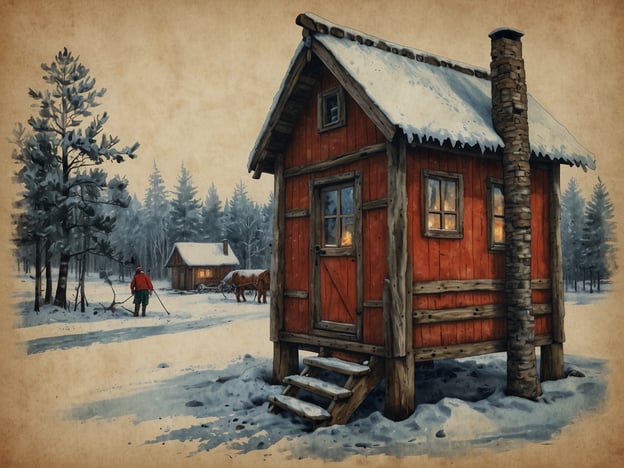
[318,87,346,132]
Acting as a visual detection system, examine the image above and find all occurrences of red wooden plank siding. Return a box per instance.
[407,148,511,349]
[363,307,384,345]
[531,164,552,335]
[281,63,388,339]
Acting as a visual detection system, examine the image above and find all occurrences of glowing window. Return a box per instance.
[322,185,354,248]
[488,177,505,251]
[422,169,464,238]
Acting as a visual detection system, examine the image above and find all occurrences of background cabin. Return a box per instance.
[248,13,595,425]
[165,240,239,290]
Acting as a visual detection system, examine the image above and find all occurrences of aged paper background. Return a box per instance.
[1,0,623,466]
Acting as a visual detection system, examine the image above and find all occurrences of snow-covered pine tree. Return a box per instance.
[25,48,139,308]
[581,177,618,280]
[109,194,143,281]
[71,170,130,312]
[200,182,224,242]
[561,177,586,289]
[224,181,264,269]
[168,162,202,246]
[256,191,274,269]
[142,163,171,278]
[11,123,61,311]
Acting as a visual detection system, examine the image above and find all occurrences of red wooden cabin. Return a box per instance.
[248,13,594,425]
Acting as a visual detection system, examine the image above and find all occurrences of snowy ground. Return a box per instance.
[1,273,621,467]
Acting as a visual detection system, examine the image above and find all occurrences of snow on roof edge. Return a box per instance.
[249,12,595,172]
[165,242,240,268]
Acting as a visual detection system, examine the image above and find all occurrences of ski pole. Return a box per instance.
[152,289,170,315]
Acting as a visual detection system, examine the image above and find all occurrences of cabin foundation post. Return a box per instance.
[270,156,292,384]
[383,138,415,421]
[541,164,566,380]
[272,342,299,384]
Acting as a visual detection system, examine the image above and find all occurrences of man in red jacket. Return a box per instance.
[130,265,154,317]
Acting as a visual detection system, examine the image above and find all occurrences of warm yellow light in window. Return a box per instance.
[341,229,353,246]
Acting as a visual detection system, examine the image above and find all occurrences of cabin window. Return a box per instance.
[488,177,505,251]
[322,185,354,248]
[197,269,214,279]
[318,87,346,132]
[422,169,464,238]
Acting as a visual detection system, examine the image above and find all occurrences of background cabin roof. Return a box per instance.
[248,12,595,176]
[165,242,240,267]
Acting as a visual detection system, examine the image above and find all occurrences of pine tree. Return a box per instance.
[581,177,617,278]
[200,183,224,242]
[109,194,142,282]
[561,177,585,286]
[257,191,274,269]
[224,181,263,268]
[11,123,61,311]
[168,162,202,245]
[142,163,170,278]
[24,48,139,307]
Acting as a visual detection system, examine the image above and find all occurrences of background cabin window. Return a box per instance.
[322,185,354,247]
[422,169,464,238]
[488,177,505,251]
[197,269,214,279]
[318,87,346,132]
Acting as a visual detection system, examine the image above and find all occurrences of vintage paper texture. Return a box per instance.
[1,0,623,466]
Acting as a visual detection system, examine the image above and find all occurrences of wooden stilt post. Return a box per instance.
[383,138,415,421]
[541,164,565,381]
[269,156,298,384]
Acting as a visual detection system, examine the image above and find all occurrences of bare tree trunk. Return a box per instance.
[44,239,53,304]
[54,252,70,308]
[34,238,41,312]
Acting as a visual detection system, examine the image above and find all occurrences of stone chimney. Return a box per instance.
[489,28,542,399]
[223,239,229,256]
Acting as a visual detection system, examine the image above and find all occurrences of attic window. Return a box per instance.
[318,87,346,132]
[487,177,505,251]
[422,169,464,239]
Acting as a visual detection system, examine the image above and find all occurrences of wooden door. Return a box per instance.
[311,173,362,340]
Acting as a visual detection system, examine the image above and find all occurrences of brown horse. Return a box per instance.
[222,269,269,303]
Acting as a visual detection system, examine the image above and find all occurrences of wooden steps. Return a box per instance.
[269,394,331,421]
[269,354,384,427]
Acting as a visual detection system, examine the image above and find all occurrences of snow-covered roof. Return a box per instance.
[248,13,595,174]
[165,242,240,268]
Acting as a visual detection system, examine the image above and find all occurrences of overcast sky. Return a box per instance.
[1,0,622,211]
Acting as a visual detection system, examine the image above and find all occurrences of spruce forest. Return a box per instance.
[11,47,272,311]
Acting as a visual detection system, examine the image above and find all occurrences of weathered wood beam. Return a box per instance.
[413,303,552,324]
[270,157,285,342]
[540,164,566,381]
[384,139,409,358]
[284,143,386,179]
[250,49,310,176]
[279,332,384,356]
[549,164,565,344]
[284,209,309,219]
[362,198,388,211]
[412,278,550,294]
[413,334,552,361]
[284,290,308,299]
[272,341,299,385]
[540,343,564,381]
